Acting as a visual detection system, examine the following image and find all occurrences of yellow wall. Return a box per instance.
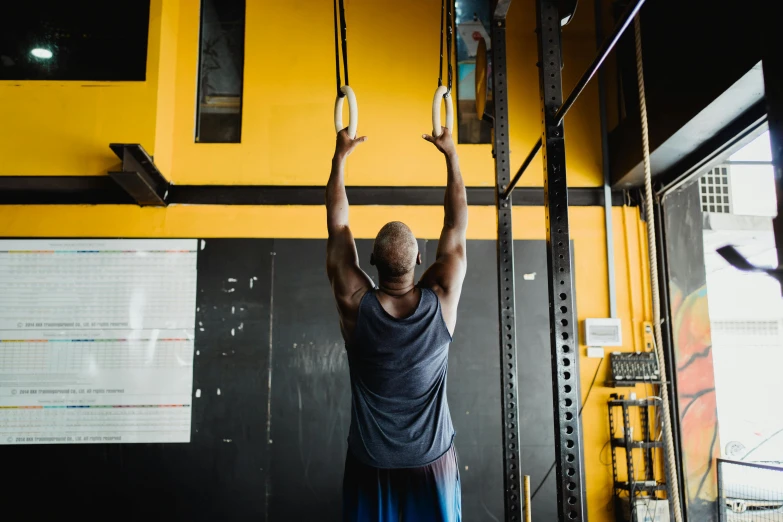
[162,0,601,186]
[0,0,165,176]
[0,0,656,520]
[0,0,603,187]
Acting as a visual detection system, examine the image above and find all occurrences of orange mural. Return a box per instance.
[670,283,720,520]
[664,181,721,522]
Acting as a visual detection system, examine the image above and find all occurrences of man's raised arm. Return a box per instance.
[326,131,372,332]
[420,128,468,334]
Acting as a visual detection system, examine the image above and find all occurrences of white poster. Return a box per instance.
[0,239,198,445]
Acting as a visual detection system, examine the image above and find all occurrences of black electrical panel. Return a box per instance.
[608,352,661,387]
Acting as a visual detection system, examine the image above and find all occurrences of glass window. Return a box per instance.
[455,0,492,144]
[696,130,782,464]
[195,0,246,143]
[728,132,775,216]
[0,0,149,81]
[730,131,773,162]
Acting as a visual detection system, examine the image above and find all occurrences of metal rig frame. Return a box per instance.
[491,0,646,519]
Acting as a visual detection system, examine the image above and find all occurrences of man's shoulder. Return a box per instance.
[418,282,446,300]
[337,285,371,309]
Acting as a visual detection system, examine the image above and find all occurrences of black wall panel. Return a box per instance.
[437,239,505,521]
[2,238,558,521]
[514,241,558,521]
[192,239,274,519]
[267,239,349,521]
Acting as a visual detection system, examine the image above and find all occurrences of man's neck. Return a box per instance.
[377,275,416,297]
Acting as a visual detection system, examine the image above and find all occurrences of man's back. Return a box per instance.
[325,127,466,521]
[347,288,454,468]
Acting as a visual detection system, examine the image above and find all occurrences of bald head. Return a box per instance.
[372,222,419,279]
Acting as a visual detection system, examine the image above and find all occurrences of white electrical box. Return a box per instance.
[584,318,622,347]
[586,347,605,358]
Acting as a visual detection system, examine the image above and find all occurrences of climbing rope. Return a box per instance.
[432,0,454,137]
[634,14,684,522]
[333,0,357,138]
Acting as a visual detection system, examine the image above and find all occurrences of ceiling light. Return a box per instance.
[30,48,53,59]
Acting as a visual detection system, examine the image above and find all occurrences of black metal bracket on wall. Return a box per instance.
[108,143,171,206]
[0,143,172,206]
[491,4,522,520]
[536,1,586,520]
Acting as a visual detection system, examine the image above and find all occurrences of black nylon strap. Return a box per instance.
[437,0,453,93]
[334,0,349,96]
[446,0,452,92]
[333,0,341,96]
[339,0,349,88]
[438,0,445,87]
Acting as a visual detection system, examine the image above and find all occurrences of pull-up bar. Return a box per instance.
[501,0,647,200]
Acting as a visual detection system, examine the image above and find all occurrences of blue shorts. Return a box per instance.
[342,444,462,522]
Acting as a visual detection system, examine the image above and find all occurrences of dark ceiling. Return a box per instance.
[608,0,765,190]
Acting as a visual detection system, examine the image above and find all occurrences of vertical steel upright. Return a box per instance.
[535,1,586,520]
[491,0,522,520]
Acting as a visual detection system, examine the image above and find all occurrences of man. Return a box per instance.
[326,127,468,522]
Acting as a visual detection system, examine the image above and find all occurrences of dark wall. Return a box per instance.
[3,239,557,521]
[609,0,763,187]
[514,241,559,521]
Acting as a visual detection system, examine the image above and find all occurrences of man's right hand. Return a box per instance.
[335,129,367,161]
[422,128,457,158]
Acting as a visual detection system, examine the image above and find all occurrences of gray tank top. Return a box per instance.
[346,286,455,468]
